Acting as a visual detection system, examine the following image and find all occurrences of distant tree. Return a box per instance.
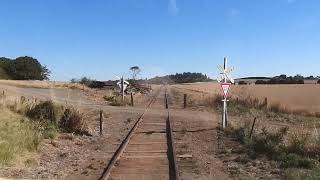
[41,65,51,80]
[79,77,95,86]
[70,78,78,83]
[130,66,141,80]
[279,74,287,79]
[238,81,247,85]
[5,56,50,80]
[255,80,267,85]
[0,57,11,68]
[317,79,320,84]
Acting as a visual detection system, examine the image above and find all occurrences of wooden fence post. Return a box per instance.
[99,110,103,136]
[249,117,257,139]
[131,93,134,106]
[264,97,268,107]
[184,94,187,108]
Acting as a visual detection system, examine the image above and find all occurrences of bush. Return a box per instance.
[26,100,64,124]
[285,167,320,180]
[269,102,284,113]
[249,127,288,155]
[60,108,90,135]
[104,93,130,106]
[317,79,320,84]
[282,153,315,169]
[287,133,308,155]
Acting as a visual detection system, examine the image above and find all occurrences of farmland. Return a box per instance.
[173,82,320,114]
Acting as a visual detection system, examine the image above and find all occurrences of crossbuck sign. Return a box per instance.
[116,76,130,102]
[217,57,235,129]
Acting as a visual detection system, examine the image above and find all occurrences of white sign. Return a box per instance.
[117,80,130,91]
[217,57,235,83]
[221,83,231,98]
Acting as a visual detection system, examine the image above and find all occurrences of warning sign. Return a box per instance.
[221,83,231,98]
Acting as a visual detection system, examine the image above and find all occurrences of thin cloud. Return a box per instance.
[168,0,179,15]
[227,8,239,17]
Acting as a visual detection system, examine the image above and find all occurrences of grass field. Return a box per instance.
[173,82,320,113]
[0,80,90,90]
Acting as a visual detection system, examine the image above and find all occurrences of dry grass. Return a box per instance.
[173,82,320,114]
[0,80,90,90]
[0,93,90,164]
[0,109,41,164]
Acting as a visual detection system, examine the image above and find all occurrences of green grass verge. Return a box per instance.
[0,109,40,164]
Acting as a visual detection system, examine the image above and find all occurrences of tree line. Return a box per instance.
[148,72,212,84]
[0,56,50,80]
[255,74,317,85]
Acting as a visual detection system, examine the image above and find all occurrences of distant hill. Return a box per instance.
[148,72,212,84]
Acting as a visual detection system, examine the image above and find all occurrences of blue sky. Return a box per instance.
[0,0,319,81]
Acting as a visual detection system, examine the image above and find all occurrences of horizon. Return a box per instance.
[1,0,320,81]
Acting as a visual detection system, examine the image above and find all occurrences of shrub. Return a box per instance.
[317,79,320,84]
[282,154,314,169]
[269,102,285,113]
[104,93,130,106]
[26,100,64,124]
[224,126,247,143]
[59,108,90,135]
[287,133,308,155]
[285,165,320,180]
[249,127,288,155]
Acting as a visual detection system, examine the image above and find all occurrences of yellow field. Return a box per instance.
[0,80,89,90]
[173,82,320,113]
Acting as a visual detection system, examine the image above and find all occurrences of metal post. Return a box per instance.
[100,110,103,136]
[222,57,228,129]
[184,94,187,108]
[218,57,234,129]
[222,99,226,129]
[225,99,228,127]
[121,76,124,102]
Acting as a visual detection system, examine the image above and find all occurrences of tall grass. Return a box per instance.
[0,109,41,164]
[0,94,89,164]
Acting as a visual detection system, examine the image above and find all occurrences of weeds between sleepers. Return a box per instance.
[103,91,131,106]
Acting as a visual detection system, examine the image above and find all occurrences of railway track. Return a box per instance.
[99,86,180,180]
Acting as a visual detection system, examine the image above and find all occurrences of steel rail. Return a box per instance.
[165,87,180,180]
[99,88,161,180]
